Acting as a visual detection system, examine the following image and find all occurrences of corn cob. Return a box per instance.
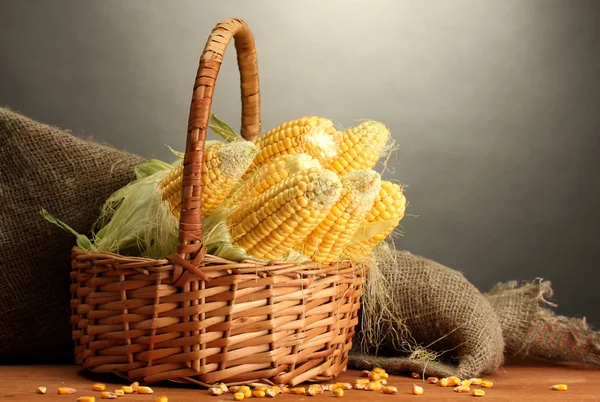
[224,154,321,208]
[251,117,338,170]
[225,167,342,260]
[296,170,381,263]
[324,120,390,176]
[344,180,406,259]
[159,141,258,218]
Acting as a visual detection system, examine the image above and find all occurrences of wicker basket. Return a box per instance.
[70,18,365,387]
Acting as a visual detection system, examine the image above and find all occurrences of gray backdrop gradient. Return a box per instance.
[1,0,599,325]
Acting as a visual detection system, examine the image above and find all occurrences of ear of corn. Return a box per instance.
[203,167,342,262]
[251,117,338,169]
[296,170,381,263]
[223,154,321,208]
[324,120,390,176]
[159,140,258,218]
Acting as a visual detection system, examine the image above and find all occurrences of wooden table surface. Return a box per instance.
[1,359,598,401]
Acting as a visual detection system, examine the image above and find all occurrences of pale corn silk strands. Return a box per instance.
[0,107,145,361]
[485,279,600,366]
[349,246,505,379]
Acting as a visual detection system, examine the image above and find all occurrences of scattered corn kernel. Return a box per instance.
[92,383,107,392]
[239,386,252,398]
[333,388,344,397]
[369,372,381,381]
[372,367,386,374]
[322,384,334,391]
[448,377,461,386]
[353,382,367,390]
[229,386,240,394]
[130,382,139,392]
[114,389,124,397]
[291,387,306,395]
[36,387,47,394]
[233,392,245,401]
[411,372,420,379]
[439,378,449,387]
[264,387,278,398]
[454,385,471,393]
[334,383,353,390]
[472,389,486,397]
[155,397,168,402]
[361,370,371,377]
[380,379,388,386]
[279,386,290,394]
[382,386,398,394]
[308,385,323,396]
[252,390,266,398]
[412,384,424,395]
[461,380,472,387]
[551,384,568,391]
[254,386,268,392]
[121,386,134,394]
[58,387,77,395]
[219,383,229,393]
[480,380,494,388]
[209,387,224,396]
[138,386,154,394]
[427,377,439,384]
[469,378,482,385]
[366,381,382,392]
[76,397,96,402]
[380,372,389,379]
[101,392,118,399]
[354,378,370,385]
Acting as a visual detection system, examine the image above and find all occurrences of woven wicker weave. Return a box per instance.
[70,18,365,387]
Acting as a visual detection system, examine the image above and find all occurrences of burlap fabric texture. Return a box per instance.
[0,108,145,362]
[349,250,505,379]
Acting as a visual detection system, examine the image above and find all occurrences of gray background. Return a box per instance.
[2,1,599,325]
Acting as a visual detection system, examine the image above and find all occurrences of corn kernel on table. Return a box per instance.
[2,359,598,401]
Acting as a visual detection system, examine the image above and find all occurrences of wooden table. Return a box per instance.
[1,359,598,401]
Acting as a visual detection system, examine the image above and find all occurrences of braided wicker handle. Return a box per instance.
[171,19,260,280]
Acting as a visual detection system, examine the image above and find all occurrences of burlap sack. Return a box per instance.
[485,279,600,366]
[349,249,504,379]
[0,108,145,362]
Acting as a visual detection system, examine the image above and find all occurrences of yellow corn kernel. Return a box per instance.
[472,389,486,397]
[382,386,398,394]
[411,372,420,379]
[361,370,371,377]
[137,386,153,394]
[380,379,388,386]
[121,386,134,394]
[252,390,266,398]
[239,386,252,398]
[427,377,439,384]
[307,385,323,396]
[369,372,381,381]
[334,383,353,390]
[412,384,424,395]
[439,378,449,387]
[264,387,277,398]
[92,383,107,392]
[218,383,228,393]
[228,167,342,260]
[155,397,168,402]
[113,389,124,397]
[354,378,370,385]
[57,388,77,395]
[252,117,338,169]
[229,386,240,394]
[100,392,118,399]
[379,372,389,379]
[469,378,482,385]
[454,385,471,393]
[36,387,47,394]
[296,169,381,263]
[551,384,568,391]
[353,382,367,390]
[461,380,472,387]
[233,392,245,401]
[278,386,289,394]
[448,377,461,386]
[130,382,139,392]
[76,397,96,402]
[159,141,258,219]
[480,380,494,388]
[366,381,382,392]
[208,387,223,396]
[291,387,306,395]
[333,388,344,397]
[372,367,386,374]
[323,120,390,176]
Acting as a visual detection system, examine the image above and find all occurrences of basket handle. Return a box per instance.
[172,18,260,280]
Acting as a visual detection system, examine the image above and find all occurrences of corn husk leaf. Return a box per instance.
[134,159,174,180]
[351,220,400,242]
[209,114,242,142]
[40,208,93,250]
